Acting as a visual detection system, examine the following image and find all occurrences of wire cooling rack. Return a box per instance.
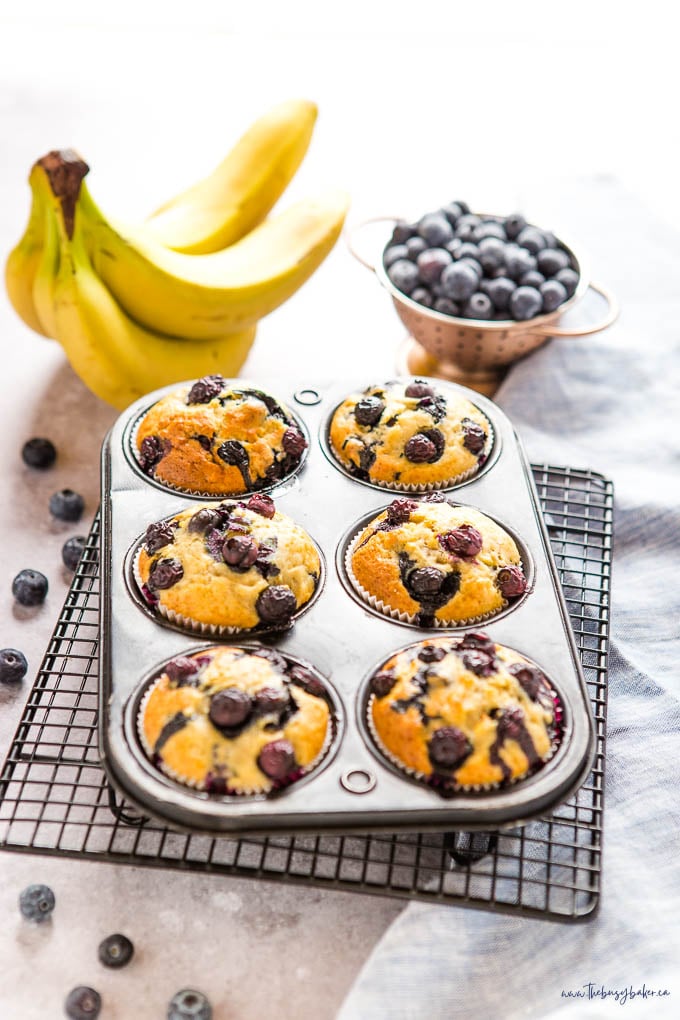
[0,465,612,922]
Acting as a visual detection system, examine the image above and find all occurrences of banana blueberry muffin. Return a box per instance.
[349,495,527,627]
[135,377,308,495]
[329,379,491,489]
[369,633,558,791]
[139,646,332,794]
[135,494,321,631]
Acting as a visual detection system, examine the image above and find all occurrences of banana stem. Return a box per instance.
[35,150,89,239]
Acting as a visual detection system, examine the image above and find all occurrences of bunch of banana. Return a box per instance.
[5,100,349,409]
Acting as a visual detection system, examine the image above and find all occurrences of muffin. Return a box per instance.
[368,633,559,792]
[138,646,333,794]
[328,378,491,489]
[348,495,527,627]
[135,493,321,632]
[134,377,308,495]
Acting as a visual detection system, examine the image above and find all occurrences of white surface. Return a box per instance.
[0,3,677,1018]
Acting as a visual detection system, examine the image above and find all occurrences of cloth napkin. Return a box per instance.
[338,180,680,1019]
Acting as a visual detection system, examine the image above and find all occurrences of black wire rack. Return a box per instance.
[0,465,613,923]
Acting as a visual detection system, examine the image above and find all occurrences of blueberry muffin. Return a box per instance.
[328,379,491,489]
[135,376,308,495]
[348,495,527,627]
[368,633,559,791]
[139,646,333,794]
[135,494,321,632]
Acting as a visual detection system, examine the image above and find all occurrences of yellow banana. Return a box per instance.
[146,98,318,253]
[4,165,50,336]
[31,168,62,338]
[79,177,349,341]
[50,191,256,410]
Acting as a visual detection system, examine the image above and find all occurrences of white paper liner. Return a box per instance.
[136,668,335,796]
[344,528,508,628]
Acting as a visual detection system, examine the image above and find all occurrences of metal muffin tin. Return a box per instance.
[99,378,595,836]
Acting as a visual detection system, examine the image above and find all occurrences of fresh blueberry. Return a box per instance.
[444,237,463,257]
[456,258,483,283]
[387,258,419,295]
[383,244,410,267]
[390,221,417,244]
[439,263,478,302]
[98,933,134,969]
[452,242,480,262]
[19,883,55,922]
[497,565,527,597]
[428,726,471,769]
[49,489,84,523]
[516,226,548,253]
[256,585,297,624]
[62,535,86,571]
[21,437,57,469]
[405,236,428,259]
[484,276,516,313]
[519,270,545,289]
[504,246,537,281]
[0,648,28,684]
[540,279,568,313]
[410,286,433,308]
[354,396,385,427]
[555,267,579,296]
[462,292,493,320]
[504,213,527,240]
[433,297,460,316]
[473,221,506,242]
[441,201,466,226]
[537,247,570,276]
[477,237,506,272]
[209,688,252,729]
[12,569,48,607]
[454,213,481,240]
[281,427,307,458]
[416,247,452,284]
[65,987,101,1020]
[257,739,296,780]
[187,375,225,404]
[417,213,454,246]
[509,286,543,321]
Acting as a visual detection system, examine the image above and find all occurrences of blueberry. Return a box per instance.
[165,656,202,685]
[139,435,167,474]
[387,258,419,295]
[461,418,487,454]
[473,221,506,242]
[49,489,85,523]
[404,429,443,463]
[0,648,28,684]
[540,279,568,313]
[456,259,483,283]
[281,427,307,458]
[416,213,454,246]
[354,396,385,427]
[477,237,506,272]
[255,686,290,714]
[454,213,481,240]
[484,276,516,313]
[555,267,579,296]
[411,286,433,308]
[19,884,55,922]
[404,380,435,398]
[519,270,545,289]
[217,439,249,472]
[439,263,478,302]
[418,644,446,663]
[438,525,483,558]
[98,933,134,969]
[409,567,444,596]
[188,508,223,534]
[428,726,471,769]
[452,242,480,262]
[441,201,466,226]
[247,493,276,518]
[405,236,428,259]
[508,661,548,701]
[444,237,463,257]
[461,649,496,676]
[223,535,259,569]
[209,688,252,729]
[509,286,543,321]
[287,665,326,698]
[416,247,452,284]
[385,497,419,525]
[504,246,537,281]
[187,374,225,404]
[62,535,86,571]
[371,669,397,698]
[148,558,184,590]
[256,585,297,624]
[433,298,460,316]
[12,569,48,606]
[257,739,296,780]
[21,437,56,469]
[516,226,547,254]
[65,986,101,1019]
[144,520,176,555]
[536,247,570,276]
[504,213,527,240]
[390,221,416,244]
[462,292,493,320]
[383,244,410,267]
[497,565,527,597]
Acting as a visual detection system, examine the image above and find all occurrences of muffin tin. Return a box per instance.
[99,378,595,836]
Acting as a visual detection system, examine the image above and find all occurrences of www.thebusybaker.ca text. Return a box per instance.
[561,983,671,1007]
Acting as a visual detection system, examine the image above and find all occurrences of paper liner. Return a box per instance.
[136,670,336,797]
[366,688,562,795]
[344,529,508,629]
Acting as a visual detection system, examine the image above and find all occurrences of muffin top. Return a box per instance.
[328,379,491,489]
[136,494,321,631]
[135,377,308,495]
[349,495,527,627]
[139,646,332,794]
[369,633,557,789]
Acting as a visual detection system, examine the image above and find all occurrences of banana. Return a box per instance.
[146,98,318,254]
[79,177,349,341]
[49,189,256,410]
[31,169,62,338]
[4,165,50,336]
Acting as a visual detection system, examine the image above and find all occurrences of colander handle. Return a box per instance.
[536,281,619,337]
[344,215,400,272]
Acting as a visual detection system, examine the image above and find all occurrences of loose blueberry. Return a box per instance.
[144,520,176,555]
[508,661,548,700]
[433,297,461,316]
[257,739,296,780]
[454,213,481,240]
[188,508,223,534]
[417,213,454,247]
[49,489,84,523]
[209,688,252,729]
[12,569,48,607]
[165,656,202,685]
[462,292,493,320]
[223,535,259,569]
[247,493,276,518]
[167,989,212,1020]
[390,221,416,244]
[383,244,410,267]
[555,267,579,296]
[442,201,467,225]
[65,986,101,1020]
[138,435,166,474]
[461,418,487,455]
[148,558,184,590]
[405,380,435,398]
[19,883,55,922]
[405,236,428,259]
[456,257,483,282]
[62,535,86,571]
[519,270,545,289]
[371,669,397,698]
[484,276,516,313]
[473,221,506,242]
[0,648,28,684]
[387,258,419,295]
[504,246,537,281]
[409,567,444,596]
[21,437,57,469]
[416,247,452,285]
[540,279,568,313]
[537,247,570,276]
[452,242,481,263]
[187,374,225,404]
[444,237,463,257]
[418,644,446,663]
[256,585,297,624]
[509,286,543,321]
[281,427,307,458]
[439,263,478,302]
[428,727,471,769]
[477,236,506,271]
[516,226,547,254]
[497,565,527,598]
[98,933,134,969]
[438,525,483,558]
[354,396,385,427]
[411,286,433,308]
[504,213,527,239]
